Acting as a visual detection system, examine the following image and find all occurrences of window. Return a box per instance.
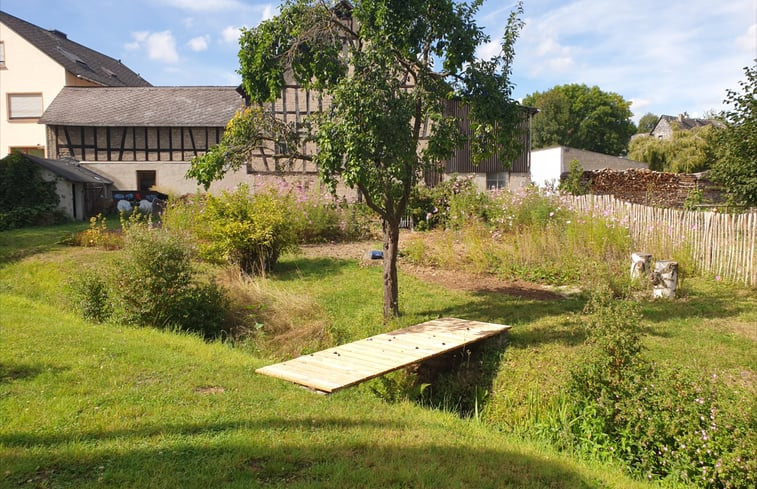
[0,41,5,68]
[8,93,43,120]
[486,172,507,190]
[10,146,45,157]
[136,170,156,194]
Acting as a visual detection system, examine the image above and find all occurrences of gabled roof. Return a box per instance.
[0,10,150,87]
[655,114,723,132]
[39,87,244,127]
[23,154,113,184]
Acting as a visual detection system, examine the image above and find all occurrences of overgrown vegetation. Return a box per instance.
[547,292,756,487]
[0,152,66,230]
[404,185,632,287]
[4,179,756,488]
[68,221,228,338]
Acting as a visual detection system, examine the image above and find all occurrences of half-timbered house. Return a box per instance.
[40,86,247,194]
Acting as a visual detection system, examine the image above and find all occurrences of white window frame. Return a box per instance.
[486,172,507,190]
[0,41,5,68]
[7,93,44,120]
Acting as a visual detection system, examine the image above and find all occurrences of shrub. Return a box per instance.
[559,159,590,195]
[559,292,755,487]
[93,226,228,337]
[64,214,123,249]
[200,184,297,275]
[0,153,64,230]
[67,269,112,322]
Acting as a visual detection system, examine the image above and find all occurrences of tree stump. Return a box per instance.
[630,252,652,279]
[651,260,678,299]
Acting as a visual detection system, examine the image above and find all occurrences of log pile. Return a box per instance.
[578,168,724,208]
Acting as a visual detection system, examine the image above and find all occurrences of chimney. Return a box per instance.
[50,29,68,39]
[678,114,684,122]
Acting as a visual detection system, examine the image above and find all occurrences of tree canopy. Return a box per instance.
[187,0,526,319]
[522,83,635,155]
[628,125,720,173]
[709,62,757,206]
[636,112,658,134]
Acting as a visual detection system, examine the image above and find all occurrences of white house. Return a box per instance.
[0,10,149,159]
[530,146,648,189]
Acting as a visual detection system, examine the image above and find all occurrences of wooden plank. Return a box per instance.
[256,318,511,393]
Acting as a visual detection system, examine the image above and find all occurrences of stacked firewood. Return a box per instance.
[579,168,723,207]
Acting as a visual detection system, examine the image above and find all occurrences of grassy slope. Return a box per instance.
[3,225,754,488]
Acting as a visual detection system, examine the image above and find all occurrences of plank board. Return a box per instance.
[255,317,511,393]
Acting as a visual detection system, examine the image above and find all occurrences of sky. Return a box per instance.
[2,0,755,122]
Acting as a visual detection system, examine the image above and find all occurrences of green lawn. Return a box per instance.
[2,225,754,488]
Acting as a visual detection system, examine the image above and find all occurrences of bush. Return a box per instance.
[68,225,228,338]
[63,214,124,249]
[409,175,489,230]
[0,153,64,230]
[558,292,755,487]
[559,159,589,195]
[67,269,112,322]
[200,184,297,275]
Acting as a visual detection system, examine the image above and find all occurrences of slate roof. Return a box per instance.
[0,10,150,87]
[656,115,723,131]
[39,87,244,127]
[24,154,113,184]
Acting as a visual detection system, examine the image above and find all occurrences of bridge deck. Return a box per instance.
[255,318,511,393]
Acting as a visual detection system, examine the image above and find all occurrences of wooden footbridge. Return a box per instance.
[255,318,511,394]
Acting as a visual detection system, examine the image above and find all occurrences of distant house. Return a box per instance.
[0,10,149,159]
[19,153,113,220]
[39,86,246,195]
[650,114,723,140]
[530,146,648,189]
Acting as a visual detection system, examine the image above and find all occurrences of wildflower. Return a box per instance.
[715,275,722,281]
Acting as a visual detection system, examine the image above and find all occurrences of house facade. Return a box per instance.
[40,86,247,195]
[0,10,149,159]
[650,114,722,139]
[530,146,648,189]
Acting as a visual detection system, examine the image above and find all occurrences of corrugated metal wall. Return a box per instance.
[440,100,531,175]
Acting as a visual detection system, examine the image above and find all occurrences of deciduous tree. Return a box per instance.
[187,0,526,320]
[635,112,658,134]
[709,62,757,206]
[523,84,635,155]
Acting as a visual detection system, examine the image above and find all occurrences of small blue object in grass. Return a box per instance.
[370,250,383,260]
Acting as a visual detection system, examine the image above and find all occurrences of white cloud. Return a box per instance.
[261,4,276,21]
[475,40,501,60]
[181,17,195,29]
[126,30,179,63]
[221,25,244,44]
[736,23,756,52]
[187,35,210,52]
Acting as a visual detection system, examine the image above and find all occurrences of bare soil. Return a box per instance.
[298,239,565,301]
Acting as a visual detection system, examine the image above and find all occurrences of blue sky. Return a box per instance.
[2,0,755,122]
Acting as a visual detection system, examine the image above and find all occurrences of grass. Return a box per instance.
[2,224,755,488]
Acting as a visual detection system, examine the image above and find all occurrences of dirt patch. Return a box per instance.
[401,264,564,300]
[194,386,225,394]
[297,239,565,301]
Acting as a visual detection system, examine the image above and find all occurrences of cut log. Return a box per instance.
[651,260,678,299]
[630,252,652,279]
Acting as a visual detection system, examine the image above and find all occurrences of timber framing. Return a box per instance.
[47,125,223,162]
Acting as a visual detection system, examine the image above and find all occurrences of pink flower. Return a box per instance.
[715,275,721,281]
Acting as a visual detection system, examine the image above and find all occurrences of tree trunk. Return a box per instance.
[382,217,401,320]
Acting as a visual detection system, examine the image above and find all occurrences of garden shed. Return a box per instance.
[22,153,113,220]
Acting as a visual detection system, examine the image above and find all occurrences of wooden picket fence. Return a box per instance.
[565,194,757,287]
